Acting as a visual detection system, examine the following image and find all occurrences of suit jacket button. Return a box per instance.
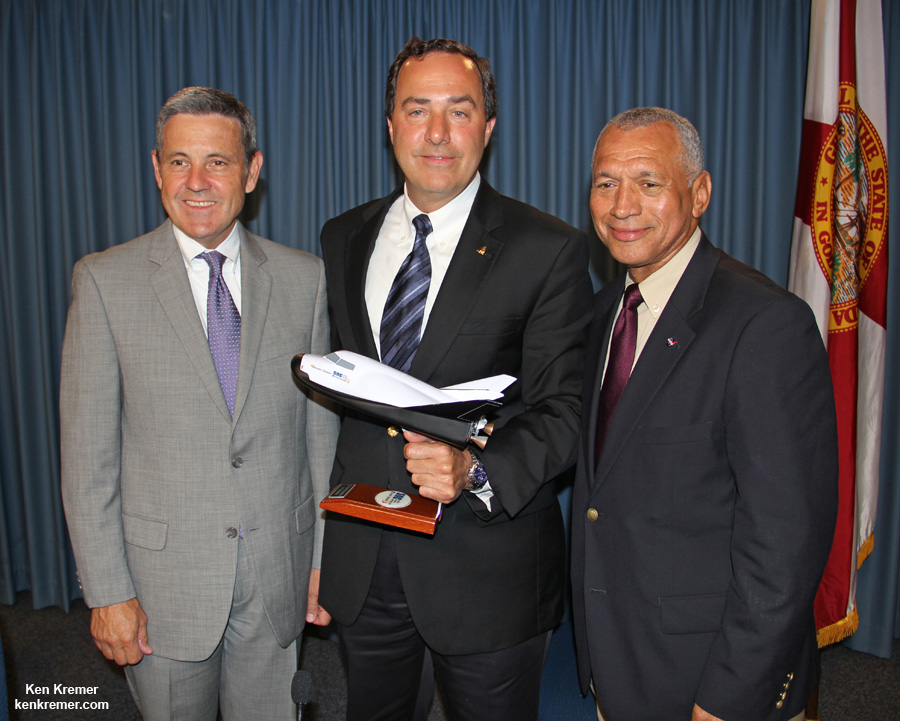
[587,508,599,522]
[226,527,238,539]
[387,426,400,438]
[232,457,243,468]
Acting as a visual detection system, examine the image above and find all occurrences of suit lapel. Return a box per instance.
[410,183,505,382]
[593,235,719,488]
[234,226,271,425]
[148,221,232,422]
[344,193,399,360]
[581,281,624,476]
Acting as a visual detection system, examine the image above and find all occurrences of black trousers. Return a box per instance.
[339,532,551,721]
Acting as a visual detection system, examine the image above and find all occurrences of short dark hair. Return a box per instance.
[155,87,259,169]
[384,37,498,121]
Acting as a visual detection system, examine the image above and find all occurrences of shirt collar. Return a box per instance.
[173,222,241,268]
[402,172,481,230]
[628,227,702,319]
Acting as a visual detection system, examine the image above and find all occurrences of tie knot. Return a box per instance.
[199,250,227,277]
[412,214,433,240]
[623,283,643,311]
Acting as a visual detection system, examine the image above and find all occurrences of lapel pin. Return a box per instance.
[476,245,489,256]
[666,337,678,347]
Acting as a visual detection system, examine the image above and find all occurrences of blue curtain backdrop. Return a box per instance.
[0,0,897,657]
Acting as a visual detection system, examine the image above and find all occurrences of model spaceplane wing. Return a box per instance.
[291,350,515,448]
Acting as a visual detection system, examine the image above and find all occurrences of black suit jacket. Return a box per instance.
[319,182,593,655]
[571,235,838,721]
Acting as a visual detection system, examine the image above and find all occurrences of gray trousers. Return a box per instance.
[125,539,298,721]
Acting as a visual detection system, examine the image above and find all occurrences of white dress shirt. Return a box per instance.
[173,223,242,336]
[366,174,480,357]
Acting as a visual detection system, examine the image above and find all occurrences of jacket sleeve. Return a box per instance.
[694,293,838,719]
[60,259,137,608]
[304,259,340,568]
[475,230,593,519]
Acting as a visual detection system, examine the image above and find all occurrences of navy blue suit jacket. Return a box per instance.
[571,235,838,720]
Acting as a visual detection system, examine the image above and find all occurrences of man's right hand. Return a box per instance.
[90,597,153,665]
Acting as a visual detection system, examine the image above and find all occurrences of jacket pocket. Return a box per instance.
[122,513,168,551]
[455,316,523,336]
[660,592,726,634]
[639,421,713,445]
[295,495,316,535]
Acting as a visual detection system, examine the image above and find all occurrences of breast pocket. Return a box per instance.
[445,317,524,374]
[639,421,714,445]
[455,316,524,337]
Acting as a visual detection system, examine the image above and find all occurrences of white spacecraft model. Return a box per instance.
[291,351,515,448]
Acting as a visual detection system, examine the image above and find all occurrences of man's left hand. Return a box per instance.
[692,704,724,721]
[404,430,470,503]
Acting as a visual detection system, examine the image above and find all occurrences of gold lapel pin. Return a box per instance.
[476,246,488,256]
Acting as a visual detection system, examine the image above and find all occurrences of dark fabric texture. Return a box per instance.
[1,0,898,660]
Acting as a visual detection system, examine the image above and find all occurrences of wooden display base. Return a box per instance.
[320,483,442,535]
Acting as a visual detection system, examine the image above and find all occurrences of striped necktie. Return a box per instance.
[379,214,433,372]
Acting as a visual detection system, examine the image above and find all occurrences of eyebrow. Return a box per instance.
[163,149,234,162]
[594,169,659,179]
[400,94,478,108]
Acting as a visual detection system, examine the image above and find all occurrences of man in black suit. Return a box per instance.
[314,37,593,721]
[571,107,838,721]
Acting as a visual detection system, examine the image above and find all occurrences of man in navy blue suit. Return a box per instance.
[571,107,838,721]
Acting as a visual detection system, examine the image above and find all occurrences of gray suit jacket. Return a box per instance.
[60,220,337,661]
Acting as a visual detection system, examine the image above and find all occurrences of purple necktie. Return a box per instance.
[380,214,433,372]
[594,283,643,467]
[200,251,241,417]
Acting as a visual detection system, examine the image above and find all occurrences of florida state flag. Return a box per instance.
[789,0,889,646]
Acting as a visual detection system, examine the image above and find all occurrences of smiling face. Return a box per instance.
[590,122,711,282]
[152,113,263,249]
[387,51,496,213]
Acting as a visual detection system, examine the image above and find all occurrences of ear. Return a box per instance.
[386,117,394,146]
[483,117,496,147]
[244,151,264,193]
[691,170,712,219]
[151,150,163,190]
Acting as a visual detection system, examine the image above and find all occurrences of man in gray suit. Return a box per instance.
[60,87,337,720]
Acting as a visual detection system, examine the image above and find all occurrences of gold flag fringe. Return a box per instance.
[814,532,874,648]
[816,607,859,648]
[857,533,874,569]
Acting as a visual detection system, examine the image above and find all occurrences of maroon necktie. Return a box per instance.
[594,284,643,467]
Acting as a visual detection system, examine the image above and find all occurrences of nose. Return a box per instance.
[611,184,639,219]
[185,164,210,192]
[425,114,450,145]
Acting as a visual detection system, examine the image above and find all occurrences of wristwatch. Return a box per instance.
[466,448,488,491]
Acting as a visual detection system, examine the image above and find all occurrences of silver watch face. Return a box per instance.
[468,455,488,489]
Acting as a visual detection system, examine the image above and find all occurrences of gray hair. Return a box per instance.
[595,107,704,184]
[155,87,259,169]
